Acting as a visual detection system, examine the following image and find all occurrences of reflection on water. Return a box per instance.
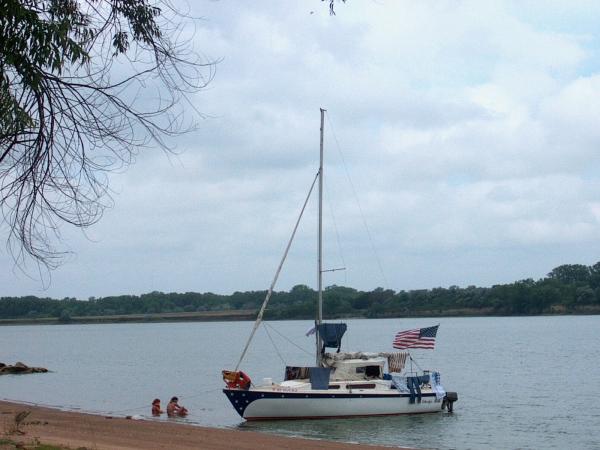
[1,316,599,449]
[240,413,458,447]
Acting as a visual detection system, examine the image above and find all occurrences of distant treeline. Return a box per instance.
[2,263,600,322]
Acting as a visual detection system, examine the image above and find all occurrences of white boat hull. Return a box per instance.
[224,385,444,420]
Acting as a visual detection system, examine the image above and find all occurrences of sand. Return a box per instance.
[0,400,408,449]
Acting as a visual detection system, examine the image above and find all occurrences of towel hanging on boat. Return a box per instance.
[317,323,347,352]
[406,376,423,403]
[309,367,331,390]
[391,375,410,393]
[387,352,408,373]
[392,375,422,403]
[431,371,446,400]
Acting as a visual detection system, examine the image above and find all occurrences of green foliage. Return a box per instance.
[547,264,591,284]
[0,437,69,449]
[57,309,71,323]
[1,262,600,321]
[0,0,160,139]
[1,1,210,268]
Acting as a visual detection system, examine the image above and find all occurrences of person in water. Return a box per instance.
[166,396,188,416]
[151,398,163,416]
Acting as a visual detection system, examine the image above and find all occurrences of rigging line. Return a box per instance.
[106,404,150,414]
[324,179,348,285]
[263,322,286,366]
[407,353,424,373]
[234,171,320,371]
[1,388,224,417]
[177,387,222,401]
[1,397,145,416]
[324,112,389,288]
[264,322,313,357]
[12,399,106,417]
[105,388,223,414]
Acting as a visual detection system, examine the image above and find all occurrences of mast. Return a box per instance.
[316,108,325,366]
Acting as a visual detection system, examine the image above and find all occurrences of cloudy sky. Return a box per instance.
[3,0,600,299]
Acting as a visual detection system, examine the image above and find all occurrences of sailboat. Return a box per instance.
[222,109,458,420]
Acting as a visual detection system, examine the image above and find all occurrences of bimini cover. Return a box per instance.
[318,323,347,350]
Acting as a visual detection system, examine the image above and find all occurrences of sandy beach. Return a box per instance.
[0,400,409,449]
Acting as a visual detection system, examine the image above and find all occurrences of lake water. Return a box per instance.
[1,316,599,449]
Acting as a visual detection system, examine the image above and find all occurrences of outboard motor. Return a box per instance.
[442,392,458,412]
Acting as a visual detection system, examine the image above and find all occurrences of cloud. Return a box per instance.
[3,0,600,298]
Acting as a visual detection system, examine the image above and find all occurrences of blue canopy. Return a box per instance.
[317,323,347,352]
[309,367,331,390]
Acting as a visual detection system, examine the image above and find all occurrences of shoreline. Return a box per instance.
[1,309,599,326]
[0,400,409,450]
[0,310,257,326]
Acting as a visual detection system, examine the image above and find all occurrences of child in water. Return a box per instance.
[151,398,163,416]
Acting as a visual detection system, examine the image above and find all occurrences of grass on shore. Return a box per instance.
[1,410,77,450]
[0,438,71,449]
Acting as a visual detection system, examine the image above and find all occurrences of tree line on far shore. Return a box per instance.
[2,263,600,322]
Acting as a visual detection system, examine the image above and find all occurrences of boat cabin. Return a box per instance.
[285,353,387,383]
[329,357,385,381]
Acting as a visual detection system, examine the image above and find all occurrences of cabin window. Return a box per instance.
[355,365,381,378]
[284,366,311,380]
[328,385,341,390]
[346,383,376,389]
[365,365,381,378]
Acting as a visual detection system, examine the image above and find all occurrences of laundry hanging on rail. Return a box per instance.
[317,323,347,352]
[391,374,410,393]
[387,352,408,373]
[431,371,446,400]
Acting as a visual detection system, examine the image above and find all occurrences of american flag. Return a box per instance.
[393,325,439,350]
